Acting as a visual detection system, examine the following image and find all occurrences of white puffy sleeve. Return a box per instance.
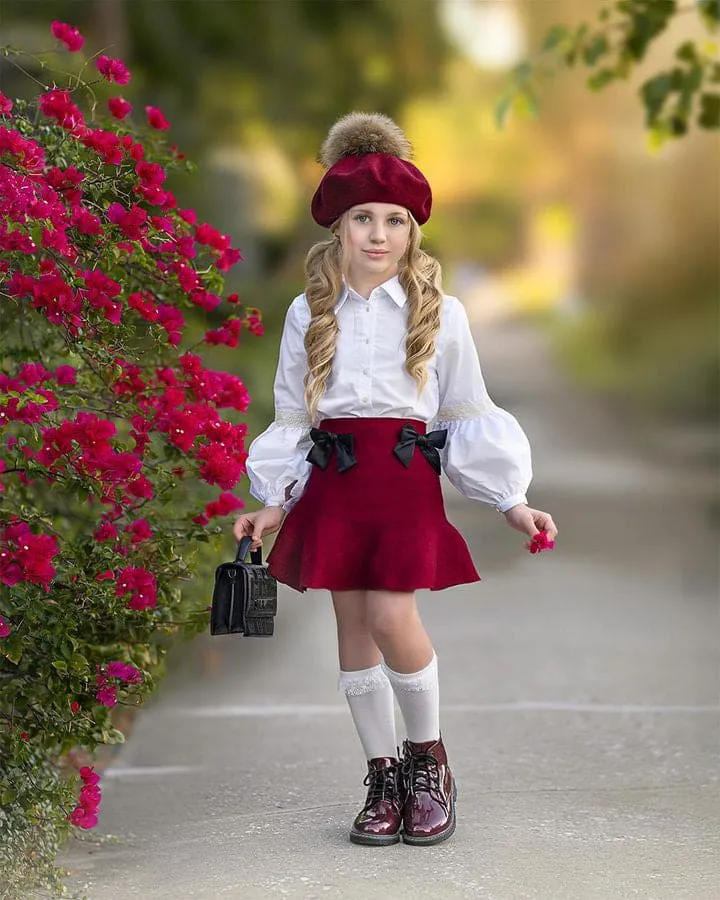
[433,296,532,513]
[245,296,313,510]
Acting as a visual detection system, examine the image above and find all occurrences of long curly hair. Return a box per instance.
[302,214,443,422]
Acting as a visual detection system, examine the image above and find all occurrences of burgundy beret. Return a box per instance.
[311,152,432,228]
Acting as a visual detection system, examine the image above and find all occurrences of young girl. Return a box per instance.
[234,113,557,847]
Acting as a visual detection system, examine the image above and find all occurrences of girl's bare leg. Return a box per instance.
[331,589,380,671]
[364,590,434,673]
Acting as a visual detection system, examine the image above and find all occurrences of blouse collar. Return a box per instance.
[334,275,407,313]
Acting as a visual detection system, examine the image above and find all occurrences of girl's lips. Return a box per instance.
[364,250,388,257]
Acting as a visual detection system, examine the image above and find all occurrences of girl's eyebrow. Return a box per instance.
[353,208,408,218]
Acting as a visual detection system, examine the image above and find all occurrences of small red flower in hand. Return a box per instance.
[526,530,555,554]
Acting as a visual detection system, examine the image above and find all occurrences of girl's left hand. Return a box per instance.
[503,504,558,542]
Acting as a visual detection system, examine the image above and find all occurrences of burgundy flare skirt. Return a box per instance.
[266,417,481,593]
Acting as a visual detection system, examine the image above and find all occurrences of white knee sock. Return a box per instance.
[338,665,398,760]
[382,653,440,744]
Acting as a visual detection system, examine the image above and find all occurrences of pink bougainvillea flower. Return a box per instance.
[96,55,131,85]
[145,105,170,130]
[108,96,132,120]
[526,530,555,554]
[205,318,242,347]
[93,522,118,543]
[39,89,84,130]
[68,766,102,829]
[55,365,77,385]
[115,566,157,610]
[79,766,100,786]
[245,309,264,336]
[95,685,117,707]
[69,808,98,829]
[79,127,124,165]
[204,492,244,519]
[0,616,11,638]
[106,661,143,684]
[0,92,13,115]
[51,20,85,52]
[124,518,152,543]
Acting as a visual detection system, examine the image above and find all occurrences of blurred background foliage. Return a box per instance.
[1,0,717,443]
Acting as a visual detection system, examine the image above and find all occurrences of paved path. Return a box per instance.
[63,311,720,899]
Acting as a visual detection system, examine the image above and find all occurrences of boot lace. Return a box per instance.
[403,752,447,808]
[361,763,400,811]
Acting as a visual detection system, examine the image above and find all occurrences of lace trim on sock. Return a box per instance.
[382,654,438,693]
[338,665,390,697]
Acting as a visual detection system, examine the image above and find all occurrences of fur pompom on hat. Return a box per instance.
[311,112,432,228]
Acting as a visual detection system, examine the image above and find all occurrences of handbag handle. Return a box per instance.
[235,535,263,566]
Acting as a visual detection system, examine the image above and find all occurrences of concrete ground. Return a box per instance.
[62,311,720,899]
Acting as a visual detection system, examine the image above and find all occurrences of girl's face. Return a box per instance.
[341,202,412,286]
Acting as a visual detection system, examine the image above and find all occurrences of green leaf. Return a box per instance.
[494,94,514,129]
[511,89,539,120]
[51,660,68,673]
[542,25,570,52]
[69,653,88,674]
[699,92,720,127]
[583,34,610,66]
[588,68,618,91]
[640,72,675,123]
[676,41,699,64]
[697,0,720,29]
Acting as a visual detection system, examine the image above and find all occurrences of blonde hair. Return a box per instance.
[302,214,443,423]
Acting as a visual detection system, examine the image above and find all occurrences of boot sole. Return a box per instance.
[401,781,457,846]
[349,829,401,846]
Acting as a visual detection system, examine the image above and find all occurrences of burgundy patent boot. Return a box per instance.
[349,756,404,846]
[401,735,457,845]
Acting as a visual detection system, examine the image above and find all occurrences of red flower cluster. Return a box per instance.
[95,660,144,706]
[192,491,244,525]
[0,363,76,428]
[36,412,151,506]
[68,766,101,829]
[114,566,157,611]
[146,106,170,130]
[194,222,243,271]
[51,21,84,53]
[0,615,11,638]
[108,97,132,120]
[96,55,131,85]
[0,520,59,590]
[526,530,555,554]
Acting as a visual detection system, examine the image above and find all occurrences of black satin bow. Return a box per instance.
[392,423,448,474]
[306,428,357,473]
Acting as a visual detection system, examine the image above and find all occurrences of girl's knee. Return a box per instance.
[366,597,418,641]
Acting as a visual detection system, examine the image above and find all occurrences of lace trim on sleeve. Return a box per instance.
[435,398,496,423]
[275,408,312,429]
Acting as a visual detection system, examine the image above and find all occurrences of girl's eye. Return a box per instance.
[354,214,369,223]
[389,217,405,226]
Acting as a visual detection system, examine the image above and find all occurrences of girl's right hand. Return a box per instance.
[233,506,286,551]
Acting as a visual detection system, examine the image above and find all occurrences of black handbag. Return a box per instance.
[210,536,278,637]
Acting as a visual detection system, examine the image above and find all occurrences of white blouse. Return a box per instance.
[246,275,532,513]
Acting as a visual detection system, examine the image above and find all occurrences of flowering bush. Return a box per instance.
[0,21,260,896]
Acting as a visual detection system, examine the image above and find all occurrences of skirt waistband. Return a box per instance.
[318,417,427,435]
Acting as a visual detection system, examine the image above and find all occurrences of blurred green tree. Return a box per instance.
[1,0,449,155]
[498,0,719,145]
